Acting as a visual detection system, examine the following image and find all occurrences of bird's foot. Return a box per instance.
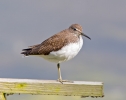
[57,79,73,84]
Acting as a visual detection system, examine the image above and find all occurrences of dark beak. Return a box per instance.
[81,33,91,40]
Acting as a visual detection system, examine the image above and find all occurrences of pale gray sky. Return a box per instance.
[0,0,126,100]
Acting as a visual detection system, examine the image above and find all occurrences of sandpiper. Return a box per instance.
[21,24,91,83]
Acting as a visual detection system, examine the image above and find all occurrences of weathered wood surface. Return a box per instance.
[0,78,104,100]
[0,93,6,100]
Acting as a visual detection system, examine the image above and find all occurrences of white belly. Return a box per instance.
[38,36,83,63]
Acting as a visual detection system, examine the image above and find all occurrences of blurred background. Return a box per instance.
[0,0,126,100]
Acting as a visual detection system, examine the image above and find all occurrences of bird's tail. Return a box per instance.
[21,48,32,56]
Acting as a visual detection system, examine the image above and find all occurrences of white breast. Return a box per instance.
[38,36,83,63]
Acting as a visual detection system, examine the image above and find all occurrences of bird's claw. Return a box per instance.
[57,79,73,84]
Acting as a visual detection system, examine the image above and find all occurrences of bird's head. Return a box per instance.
[69,24,91,40]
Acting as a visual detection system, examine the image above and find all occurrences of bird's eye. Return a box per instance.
[73,28,77,31]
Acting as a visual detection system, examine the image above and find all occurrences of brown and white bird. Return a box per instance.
[21,24,91,83]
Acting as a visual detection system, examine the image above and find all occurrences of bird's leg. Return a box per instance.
[57,63,63,84]
[57,63,73,84]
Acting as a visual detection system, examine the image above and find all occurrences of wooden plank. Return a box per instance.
[0,78,104,98]
[0,93,6,100]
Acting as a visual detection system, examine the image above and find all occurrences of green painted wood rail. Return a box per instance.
[0,78,104,100]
